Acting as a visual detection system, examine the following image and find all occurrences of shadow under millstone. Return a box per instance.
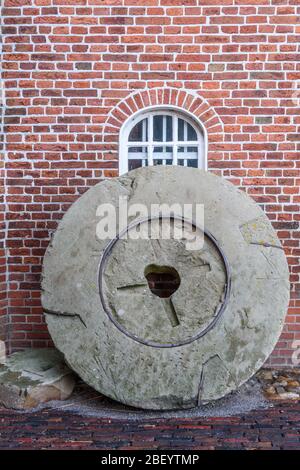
[17,373,274,421]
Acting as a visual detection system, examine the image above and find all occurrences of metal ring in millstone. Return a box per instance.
[98,214,231,348]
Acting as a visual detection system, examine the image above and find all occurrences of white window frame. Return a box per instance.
[119,106,207,175]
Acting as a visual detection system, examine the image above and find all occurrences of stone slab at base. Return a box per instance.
[0,349,76,410]
[257,369,300,401]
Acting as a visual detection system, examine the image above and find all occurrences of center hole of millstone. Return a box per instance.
[144,264,181,299]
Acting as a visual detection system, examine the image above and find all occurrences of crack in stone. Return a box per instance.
[116,176,137,201]
[117,283,147,291]
[94,347,121,401]
[197,355,223,406]
[260,251,280,276]
[44,308,87,328]
[93,353,113,388]
[238,308,257,331]
[256,277,286,280]
[197,353,237,406]
[250,242,284,250]
[150,238,162,259]
[197,367,204,407]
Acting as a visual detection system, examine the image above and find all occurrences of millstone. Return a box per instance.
[42,166,290,410]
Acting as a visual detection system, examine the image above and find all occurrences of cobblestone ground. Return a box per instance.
[0,403,300,450]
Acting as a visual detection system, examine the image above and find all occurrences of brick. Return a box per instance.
[0,400,300,450]
[255,116,273,124]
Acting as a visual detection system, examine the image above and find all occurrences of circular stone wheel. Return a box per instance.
[42,166,290,410]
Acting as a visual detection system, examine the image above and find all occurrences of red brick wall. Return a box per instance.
[1,64,7,346]
[2,0,300,365]
[0,190,7,345]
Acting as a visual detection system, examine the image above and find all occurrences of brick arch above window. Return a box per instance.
[102,87,224,174]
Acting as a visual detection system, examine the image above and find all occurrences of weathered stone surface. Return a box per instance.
[104,229,226,346]
[42,166,290,410]
[0,349,75,410]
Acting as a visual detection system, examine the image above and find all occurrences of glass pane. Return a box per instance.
[153,159,173,166]
[187,159,198,168]
[153,115,163,142]
[166,115,172,141]
[153,146,173,159]
[178,118,184,141]
[187,122,197,141]
[128,146,147,171]
[177,145,198,168]
[178,118,197,141]
[129,159,147,170]
[129,118,147,142]
[128,146,147,155]
[178,146,197,156]
[128,146,148,165]
[153,115,173,142]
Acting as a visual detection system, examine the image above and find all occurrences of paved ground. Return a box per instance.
[1,402,300,450]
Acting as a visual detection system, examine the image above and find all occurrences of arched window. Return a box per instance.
[119,108,206,175]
